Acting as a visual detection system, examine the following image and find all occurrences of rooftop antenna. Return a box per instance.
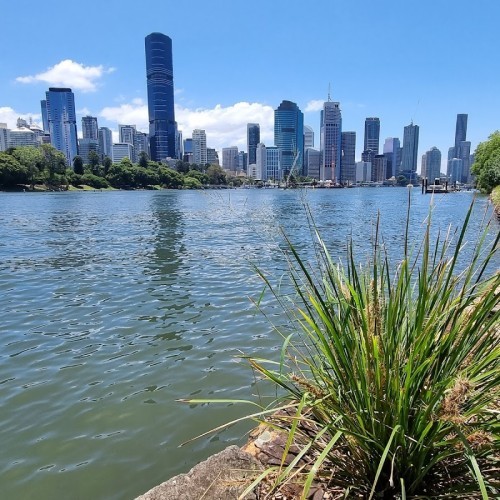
[327,83,332,102]
[411,99,420,124]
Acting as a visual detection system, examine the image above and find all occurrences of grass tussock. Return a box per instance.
[246,199,499,498]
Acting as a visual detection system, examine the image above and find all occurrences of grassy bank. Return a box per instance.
[233,200,500,498]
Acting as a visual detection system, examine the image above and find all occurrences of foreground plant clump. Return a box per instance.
[245,201,499,499]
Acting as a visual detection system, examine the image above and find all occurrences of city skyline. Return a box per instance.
[1,0,498,172]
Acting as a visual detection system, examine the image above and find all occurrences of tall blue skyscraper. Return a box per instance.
[320,100,342,181]
[40,100,49,132]
[45,87,78,165]
[274,100,304,179]
[145,32,177,161]
[454,114,468,154]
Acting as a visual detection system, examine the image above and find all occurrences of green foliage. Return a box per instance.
[183,176,203,189]
[106,162,134,188]
[206,164,227,185]
[158,167,184,188]
[472,131,500,193]
[185,169,209,185]
[102,156,113,175]
[73,155,84,175]
[236,201,499,497]
[138,151,149,169]
[0,152,28,187]
[176,160,190,174]
[80,173,110,189]
[132,166,159,188]
[40,144,67,178]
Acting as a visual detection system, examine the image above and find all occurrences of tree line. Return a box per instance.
[0,146,245,190]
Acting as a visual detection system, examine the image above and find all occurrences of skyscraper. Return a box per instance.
[340,131,356,183]
[82,116,98,140]
[222,146,239,171]
[145,32,177,161]
[192,129,207,165]
[45,87,78,165]
[454,114,468,154]
[247,123,260,166]
[383,137,401,177]
[40,100,49,132]
[401,122,419,174]
[423,146,442,182]
[98,127,112,160]
[320,100,342,182]
[364,117,380,156]
[304,125,314,149]
[274,100,304,179]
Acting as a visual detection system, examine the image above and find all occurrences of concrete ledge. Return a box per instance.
[136,445,264,500]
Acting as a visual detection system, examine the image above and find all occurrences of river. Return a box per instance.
[0,188,497,499]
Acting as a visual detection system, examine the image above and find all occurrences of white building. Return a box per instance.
[119,125,137,162]
[112,143,135,163]
[355,161,372,183]
[304,125,314,149]
[8,127,39,148]
[266,146,280,181]
[0,123,10,151]
[192,129,207,165]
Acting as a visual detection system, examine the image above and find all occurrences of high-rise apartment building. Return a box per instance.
[274,100,304,179]
[82,116,98,140]
[192,129,207,165]
[46,87,78,165]
[237,151,247,172]
[372,155,387,182]
[247,123,260,166]
[320,100,342,182]
[145,32,177,161]
[401,122,419,173]
[98,127,112,160]
[364,117,380,156]
[207,148,219,165]
[304,148,320,180]
[340,131,356,183]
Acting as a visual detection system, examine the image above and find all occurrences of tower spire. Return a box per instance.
[327,83,331,102]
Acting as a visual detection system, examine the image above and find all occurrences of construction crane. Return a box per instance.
[285,151,301,188]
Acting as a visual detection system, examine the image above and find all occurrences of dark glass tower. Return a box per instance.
[145,32,177,161]
[364,117,380,155]
[247,123,260,165]
[454,114,468,154]
[274,100,304,179]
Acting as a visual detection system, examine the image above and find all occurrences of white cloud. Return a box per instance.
[305,100,324,112]
[99,100,275,153]
[16,59,115,92]
[0,106,41,129]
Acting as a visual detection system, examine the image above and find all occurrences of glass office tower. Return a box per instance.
[145,32,177,161]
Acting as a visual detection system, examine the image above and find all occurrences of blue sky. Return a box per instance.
[1,0,499,171]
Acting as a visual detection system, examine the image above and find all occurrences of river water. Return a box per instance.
[0,188,497,499]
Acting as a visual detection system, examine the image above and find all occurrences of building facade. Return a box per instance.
[383,137,401,178]
[364,117,380,156]
[145,32,177,161]
[304,125,314,149]
[46,87,78,165]
[304,148,320,180]
[98,127,113,161]
[112,143,135,163]
[401,122,419,174]
[423,146,442,182]
[192,129,207,165]
[82,116,98,140]
[222,146,239,171]
[320,100,342,182]
[0,123,10,151]
[340,131,356,183]
[274,100,304,179]
[247,123,260,166]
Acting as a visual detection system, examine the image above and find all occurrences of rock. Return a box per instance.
[136,445,264,500]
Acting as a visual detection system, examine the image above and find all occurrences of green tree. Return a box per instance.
[138,151,149,169]
[176,160,190,174]
[158,167,184,188]
[103,156,113,176]
[73,155,84,175]
[10,146,45,189]
[0,153,28,188]
[183,176,203,189]
[206,164,227,185]
[185,169,209,185]
[88,150,100,175]
[41,144,67,181]
[106,160,135,188]
[471,131,500,193]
